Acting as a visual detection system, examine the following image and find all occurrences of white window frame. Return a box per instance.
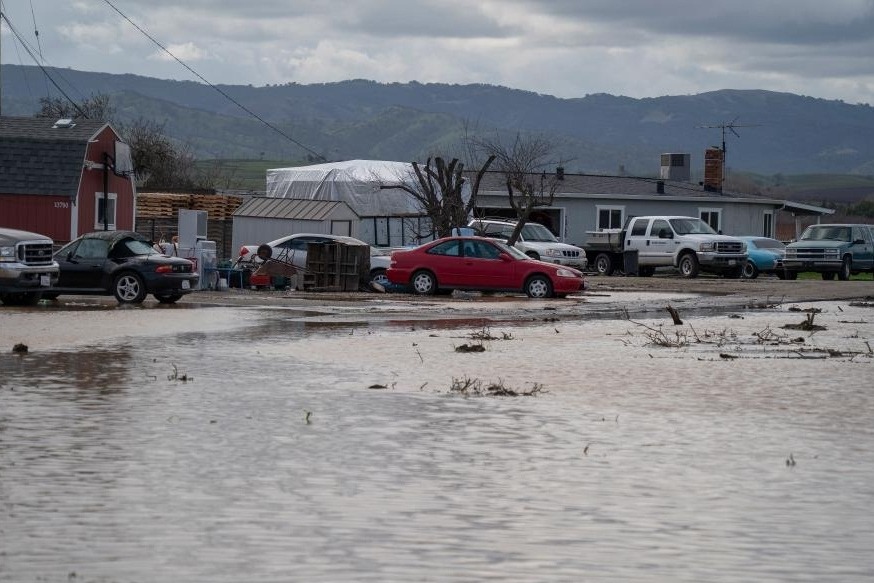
[596,205,625,230]
[699,208,722,232]
[762,210,774,238]
[94,192,118,230]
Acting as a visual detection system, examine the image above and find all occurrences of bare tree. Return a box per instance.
[35,93,115,121]
[118,118,197,189]
[382,155,496,239]
[472,133,564,245]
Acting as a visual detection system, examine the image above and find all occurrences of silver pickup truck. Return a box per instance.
[0,228,60,306]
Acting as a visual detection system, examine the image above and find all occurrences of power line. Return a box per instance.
[101,0,326,161]
[0,11,87,117]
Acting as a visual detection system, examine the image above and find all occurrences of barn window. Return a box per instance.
[95,192,117,230]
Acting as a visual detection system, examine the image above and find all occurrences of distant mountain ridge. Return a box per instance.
[2,64,873,176]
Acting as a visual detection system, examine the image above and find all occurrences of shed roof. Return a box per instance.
[233,196,357,220]
[0,116,111,197]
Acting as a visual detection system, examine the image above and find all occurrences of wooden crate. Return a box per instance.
[302,242,369,291]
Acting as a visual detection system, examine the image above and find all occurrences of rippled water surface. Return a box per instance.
[2,297,873,582]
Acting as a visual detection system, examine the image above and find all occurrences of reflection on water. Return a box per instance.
[2,303,873,582]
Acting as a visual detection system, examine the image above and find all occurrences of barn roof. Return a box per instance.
[0,116,110,197]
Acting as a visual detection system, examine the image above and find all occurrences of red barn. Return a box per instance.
[0,116,136,245]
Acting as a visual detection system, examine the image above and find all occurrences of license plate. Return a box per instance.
[40,275,51,287]
[182,280,190,290]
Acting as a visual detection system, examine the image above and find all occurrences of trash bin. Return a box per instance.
[623,249,639,276]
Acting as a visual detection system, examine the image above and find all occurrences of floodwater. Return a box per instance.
[1,293,873,582]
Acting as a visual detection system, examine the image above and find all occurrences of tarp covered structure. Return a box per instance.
[266,160,429,217]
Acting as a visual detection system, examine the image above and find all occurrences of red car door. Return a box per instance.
[457,239,518,290]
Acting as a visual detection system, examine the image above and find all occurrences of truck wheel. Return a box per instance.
[838,256,852,281]
[741,260,758,279]
[594,253,614,276]
[0,292,42,306]
[678,253,699,278]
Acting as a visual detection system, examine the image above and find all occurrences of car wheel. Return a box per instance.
[410,270,437,295]
[256,244,273,261]
[526,251,540,260]
[822,272,836,281]
[370,268,390,287]
[155,293,183,304]
[113,272,147,304]
[594,253,614,276]
[678,253,699,278]
[838,256,852,281]
[741,260,759,279]
[525,275,553,298]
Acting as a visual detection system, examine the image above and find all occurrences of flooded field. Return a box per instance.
[2,291,873,582]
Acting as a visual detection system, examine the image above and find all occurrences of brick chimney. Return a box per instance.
[703,148,724,192]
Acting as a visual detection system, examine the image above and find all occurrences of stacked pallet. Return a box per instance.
[137,193,246,220]
[137,193,193,218]
[190,194,245,220]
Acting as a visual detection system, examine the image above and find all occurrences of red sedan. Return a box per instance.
[387,236,586,298]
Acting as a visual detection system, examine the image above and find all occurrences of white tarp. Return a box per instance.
[266,159,426,217]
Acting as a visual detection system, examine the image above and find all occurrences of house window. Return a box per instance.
[95,192,117,230]
[762,211,774,238]
[596,205,624,230]
[699,208,721,232]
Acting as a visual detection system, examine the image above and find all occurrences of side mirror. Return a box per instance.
[853,239,865,245]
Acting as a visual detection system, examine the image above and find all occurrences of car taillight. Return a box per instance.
[156,265,173,274]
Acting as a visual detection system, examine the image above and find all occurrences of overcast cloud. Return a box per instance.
[1,0,872,104]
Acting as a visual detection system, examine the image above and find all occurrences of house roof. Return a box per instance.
[0,116,110,197]
[474,170,779,202]
[233,196,357,220]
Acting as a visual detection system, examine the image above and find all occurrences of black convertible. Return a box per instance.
[47,231,199,304]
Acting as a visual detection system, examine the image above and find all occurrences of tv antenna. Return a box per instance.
[697,117,760,191]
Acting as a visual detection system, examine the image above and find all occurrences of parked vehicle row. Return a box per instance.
[0,227,59,306]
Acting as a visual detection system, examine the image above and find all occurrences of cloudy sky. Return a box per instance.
[2,0,873,104]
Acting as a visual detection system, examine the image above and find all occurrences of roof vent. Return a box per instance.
[53,118,76,129]
[656,180,665,194]
[556,166,565,180]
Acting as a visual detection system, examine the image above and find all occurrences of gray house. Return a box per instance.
[473,153,833,244]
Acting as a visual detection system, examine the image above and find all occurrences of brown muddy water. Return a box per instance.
[1,293,873,582]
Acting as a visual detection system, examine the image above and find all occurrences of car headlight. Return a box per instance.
[825,249,839,256]
[740,243,747,253]
[556,268,579,278]
[699,242,714,252]
[544,248,562,257]
[0,246,15,262]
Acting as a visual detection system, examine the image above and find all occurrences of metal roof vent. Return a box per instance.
[52,118,76,129]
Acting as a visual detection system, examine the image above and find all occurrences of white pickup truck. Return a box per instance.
[0,227,60,305]
[582,216,748,278]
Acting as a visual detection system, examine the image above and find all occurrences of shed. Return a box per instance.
[0,116,135,244]
[266,159,442,246]
[231,196,359,258]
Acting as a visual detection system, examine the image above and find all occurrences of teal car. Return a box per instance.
[738,236,786,279]
[783,224,874,280]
